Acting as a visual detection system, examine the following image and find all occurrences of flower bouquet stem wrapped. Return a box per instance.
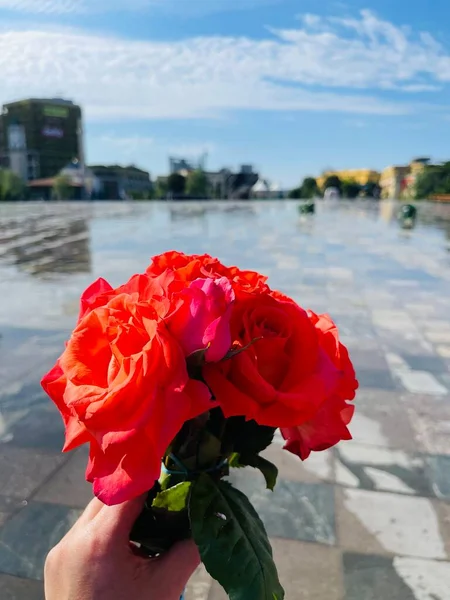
[42,252,358,600]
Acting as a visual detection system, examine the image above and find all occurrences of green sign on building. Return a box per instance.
[43,105,69,119]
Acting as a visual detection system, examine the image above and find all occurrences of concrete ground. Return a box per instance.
[1,200,450,599]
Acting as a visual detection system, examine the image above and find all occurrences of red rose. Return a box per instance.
[203,295,349,429]
[281,397,354,460]
[280,312,358,459]
[41,272,236,505]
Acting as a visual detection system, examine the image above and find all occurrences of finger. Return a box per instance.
[75,497,105,527]
[157,539,201,591]
[95,494,147,539]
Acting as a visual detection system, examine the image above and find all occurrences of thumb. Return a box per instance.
[96,494,147,539]
[157,539,201,591]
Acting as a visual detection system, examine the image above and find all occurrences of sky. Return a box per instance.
[1,0,450,187]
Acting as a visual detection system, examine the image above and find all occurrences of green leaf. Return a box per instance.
[152,481,191,512]
[190,474,285,600]
[229,454,278,491]
[186,347,210,381]
[224,418,275,457]
[246,456,279,491]
[228,452,243,468]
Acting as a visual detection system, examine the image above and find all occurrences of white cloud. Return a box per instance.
[0,0,85,13]
[0,11,448,121]
[274,10,450,90]
[0,0,277,15]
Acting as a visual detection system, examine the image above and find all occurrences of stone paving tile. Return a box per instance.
[349,349,389,371]
[207,540,344,600]
[262,444,335,485]
[343,553,450,600]
[4,404,66,453]
[0,327,65,388]
[349,387,399,409]
[2,202,450,599]
[401,353,448,374]
[426,455,450,500]
[425,331,450,345]
[265,432,335,484]
[0,446,66,500]
[0,496,27,527]
[185,565,212,600]
[0,501,81,580]
[335,443,432,497]
[396,370,448,396]
[0,574,44,600]
[229,470,336,546]
[34,447,92,509]
[405,395,450,455]
[349,403,418,452]
[355,368,398,391]
[436,345,450,359]
[336,487,449,560]
[0,374,65,452]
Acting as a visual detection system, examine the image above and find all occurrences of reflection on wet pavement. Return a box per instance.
[1,199,450,599]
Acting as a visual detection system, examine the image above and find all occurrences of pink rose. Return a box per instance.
[166,277,235,362]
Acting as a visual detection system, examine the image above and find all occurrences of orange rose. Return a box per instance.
[41,272,237,505]
[147,251,269,299]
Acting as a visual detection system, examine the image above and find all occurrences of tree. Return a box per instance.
[363,182,381,199]
[155,178,168,199]
[52,174,73,200]
[167,173,186,196]
[341,180,361,199]
[414,163,450,199]
[322,175,342,194]
[0,169,25,201]
[300,177,319,199]
[288,187,302,199]
[186,169,209,198]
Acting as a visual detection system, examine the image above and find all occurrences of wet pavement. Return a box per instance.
[1,199,450,599]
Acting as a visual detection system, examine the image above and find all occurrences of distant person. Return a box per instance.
[324,187,341,200]
[45,495,199,600]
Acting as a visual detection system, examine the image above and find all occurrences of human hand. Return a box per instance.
[45,495,200,600]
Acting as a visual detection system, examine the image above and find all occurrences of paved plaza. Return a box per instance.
[1,200,450,599]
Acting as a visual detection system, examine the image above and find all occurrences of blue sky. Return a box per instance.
[1,0,450,186]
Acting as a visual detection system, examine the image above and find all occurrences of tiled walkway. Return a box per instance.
[1,200,450,599]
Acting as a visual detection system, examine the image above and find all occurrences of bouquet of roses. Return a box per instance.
[42,251,358,600]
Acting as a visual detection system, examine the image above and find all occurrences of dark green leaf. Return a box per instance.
[152,482,191,512]
[186,347,209,381]
[224,418,275,457]
[190,474,285,600]
[244,456,279,491]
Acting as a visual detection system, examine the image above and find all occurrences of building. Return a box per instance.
[89,165,152,199]
[0,98,84,182]
[205,165,258,199]
[317,169,381,189]
[380,159,428,199]
[27,160,100,200]
[169,153,208,175]
[379,166,410,199]
[169,157,196,175]
[252,178,284,199]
